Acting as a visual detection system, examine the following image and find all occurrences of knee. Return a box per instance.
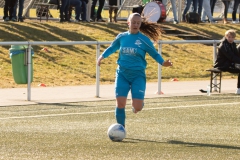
[132,103,144,112]
[117,100,126,108]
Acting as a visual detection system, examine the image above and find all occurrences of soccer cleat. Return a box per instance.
[235,88,240,94]
[232,21,239,24]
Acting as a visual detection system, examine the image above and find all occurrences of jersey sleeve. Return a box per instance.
[101,33,121,58]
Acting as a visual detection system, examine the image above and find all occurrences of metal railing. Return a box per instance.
[1,39,240,101]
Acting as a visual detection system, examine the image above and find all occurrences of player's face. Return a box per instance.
[226,34,235,43]
[128,15,141,34]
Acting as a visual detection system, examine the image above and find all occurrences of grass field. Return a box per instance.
[1,94,239,159]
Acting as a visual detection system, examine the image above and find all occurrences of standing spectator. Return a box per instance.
[80,0,89,22]
[70,0,82,22]
[3,0,17,22]
[201,0,217,23]
[210,0,217,15]
[59,0,70,22]
[232,0,240,23]
[182,0,198,22]
[190,0,203,18]
[170,0,179,24]
[197,0,203,18]
[108,0,120,23]
[162,0,178,24]
[221,0,231,24]
[12,0,25,22]
[201,0,217,22]
[90,0,106,22]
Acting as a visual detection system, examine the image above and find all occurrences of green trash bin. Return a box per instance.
[142,0,150,5]
[9,45,34,84]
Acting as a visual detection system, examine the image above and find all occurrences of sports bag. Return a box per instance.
[185,12,200,24]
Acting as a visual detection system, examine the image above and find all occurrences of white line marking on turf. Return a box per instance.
[0,102,240,120]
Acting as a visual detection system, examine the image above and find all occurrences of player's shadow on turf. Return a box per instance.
[168,140,240,150]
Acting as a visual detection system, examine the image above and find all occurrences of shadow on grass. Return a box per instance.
[168,140,240,150]
[124,138,165,143]
[123,138,240,150]
[164,23,224,40]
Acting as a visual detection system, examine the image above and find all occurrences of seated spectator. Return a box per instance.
[80,0,88,22]
[3,0,17,22]
[70,0,82,22]
[214,30,240,94]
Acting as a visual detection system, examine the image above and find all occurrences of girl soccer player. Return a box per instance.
[97,13,172,127]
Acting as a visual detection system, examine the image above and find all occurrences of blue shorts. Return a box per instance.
[115,69,146,100]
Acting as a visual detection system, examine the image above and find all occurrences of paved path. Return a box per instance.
[0,79,237,106]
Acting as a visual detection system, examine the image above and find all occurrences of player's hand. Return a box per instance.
[97,56,104,66]
[162,59,173,67]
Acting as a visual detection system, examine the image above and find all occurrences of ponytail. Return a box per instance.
[140,20,164,43]
[128,13,164,42]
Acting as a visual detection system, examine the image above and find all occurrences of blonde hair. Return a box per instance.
[225,29,236,38]
[128,13,164,42]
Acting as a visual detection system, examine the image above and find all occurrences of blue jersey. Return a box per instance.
[101,31,164,80]
[102,31,164,70]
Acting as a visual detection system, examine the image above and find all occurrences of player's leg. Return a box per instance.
[115,70,130,127]
[131,76,146,113]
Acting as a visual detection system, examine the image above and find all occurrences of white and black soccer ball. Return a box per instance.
[107,123,126,141]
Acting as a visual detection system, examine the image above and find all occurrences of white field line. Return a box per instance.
[0,102,240,120]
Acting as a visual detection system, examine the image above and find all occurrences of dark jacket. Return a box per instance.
[214,37,240,70]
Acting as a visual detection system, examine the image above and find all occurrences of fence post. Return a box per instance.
[96,43,100,98]
[27,43,32,101]
[213,41,218,92]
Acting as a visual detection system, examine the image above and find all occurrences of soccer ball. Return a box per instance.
[107,123,126,141]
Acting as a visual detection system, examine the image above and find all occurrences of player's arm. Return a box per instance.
[97,34,121,66]
[144,38,172,67]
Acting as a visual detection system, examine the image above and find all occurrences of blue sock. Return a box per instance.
[115,107,126,126]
